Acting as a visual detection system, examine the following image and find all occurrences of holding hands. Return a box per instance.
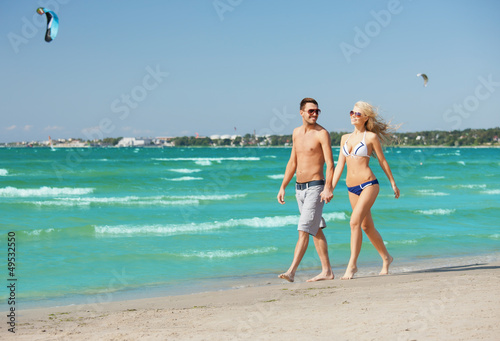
[320,188,333,204]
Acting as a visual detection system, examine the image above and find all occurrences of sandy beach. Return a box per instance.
[3,262,499,341]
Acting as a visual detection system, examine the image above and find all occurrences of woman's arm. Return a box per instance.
[370,134,400,199]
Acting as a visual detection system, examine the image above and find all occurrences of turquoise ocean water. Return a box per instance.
[1,146,499,309]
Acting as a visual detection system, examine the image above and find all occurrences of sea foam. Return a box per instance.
[94,212,348,236]
[95,223,221,236]
[32,196,199,207]
[30,194,245,207]
[0,186,94,197]
[153,157,260,162]
[454,184,487,189]
[0,169,8,176]
[25,228,55,236]
[415,209,456,215]
[180,247,278,259]
[481,189,500,195]
[168,168,202,173]
[386,239,418,245]
[166,194,246,201]
[416,189,449,196]
[162,177,203,181]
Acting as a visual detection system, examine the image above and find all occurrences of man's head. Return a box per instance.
[300,98,318,111]
[300,98,321,125]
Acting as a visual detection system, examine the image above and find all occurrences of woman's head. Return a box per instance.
[352,101,397,145]
[353,101,376,130]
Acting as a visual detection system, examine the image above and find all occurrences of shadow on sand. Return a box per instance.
[406,263,500,274]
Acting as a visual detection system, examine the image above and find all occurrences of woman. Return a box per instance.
[331,101,400,279]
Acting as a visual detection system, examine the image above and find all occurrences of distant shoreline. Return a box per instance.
[1,145,499,149]
[2,127,499,148]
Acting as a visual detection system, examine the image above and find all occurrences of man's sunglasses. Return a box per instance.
[305,109,321,114]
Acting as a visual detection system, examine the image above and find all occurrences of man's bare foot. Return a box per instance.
[341,266,357,280]
[306,271,334,282]
[278,272,294,282]
[380,255,393,275]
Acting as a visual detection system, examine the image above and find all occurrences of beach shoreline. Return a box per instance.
[2,145,500,149]
[9,252,500,311]
[5,261,500,340]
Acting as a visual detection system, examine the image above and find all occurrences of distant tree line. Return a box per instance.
[391,128,500,146]
[101,137,122,146]
[169,128,499,147]
[7,128,498,147]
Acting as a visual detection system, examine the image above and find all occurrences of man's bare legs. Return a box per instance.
[342,185,392,279]
[307,228,334,282]
[279,231,309,282]
[279,229,334,282]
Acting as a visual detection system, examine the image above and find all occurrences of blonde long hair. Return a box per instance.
[355,101,397,144]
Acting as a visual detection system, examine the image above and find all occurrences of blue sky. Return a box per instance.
[2,0,500,143]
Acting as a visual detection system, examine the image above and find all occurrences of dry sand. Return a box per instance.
[3,262,499,340]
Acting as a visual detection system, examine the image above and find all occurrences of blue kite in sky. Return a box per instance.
[36,7,59,42]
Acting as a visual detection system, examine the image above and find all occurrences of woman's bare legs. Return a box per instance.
[360,211,393,275]
[342,185,391,279]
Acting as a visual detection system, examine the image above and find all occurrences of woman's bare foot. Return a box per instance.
[341,266,358,280]
[278,272,294,282]
[380,255,393,275]
[306,271,334,282]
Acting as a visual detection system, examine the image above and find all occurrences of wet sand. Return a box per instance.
[4,262,499,340]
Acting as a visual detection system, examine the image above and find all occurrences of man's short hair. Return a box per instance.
[300,98,318,110]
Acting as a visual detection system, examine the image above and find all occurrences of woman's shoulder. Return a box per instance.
[365,131,379,141]
[334,134,350,148]
[365,131,383,151]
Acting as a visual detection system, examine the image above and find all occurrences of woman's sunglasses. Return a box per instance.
[350,111,363,117]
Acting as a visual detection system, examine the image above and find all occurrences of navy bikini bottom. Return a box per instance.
[347,179,379,196]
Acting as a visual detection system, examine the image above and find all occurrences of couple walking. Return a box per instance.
[277,98,400,282]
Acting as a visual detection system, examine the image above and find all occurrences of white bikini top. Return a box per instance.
[342,131,370,158]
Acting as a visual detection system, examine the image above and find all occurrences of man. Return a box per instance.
[277,97,335,282]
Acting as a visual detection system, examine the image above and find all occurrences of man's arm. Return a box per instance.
[277,141,297,204]
[319,129,334,203]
